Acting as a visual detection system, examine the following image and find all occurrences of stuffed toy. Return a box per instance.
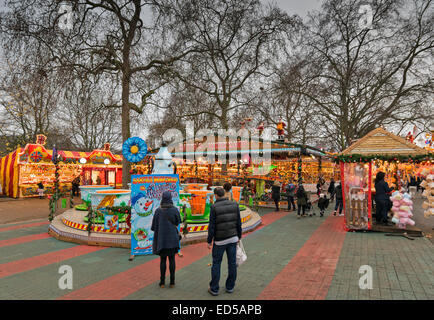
[390,191,415,229]
[420,168,434,219]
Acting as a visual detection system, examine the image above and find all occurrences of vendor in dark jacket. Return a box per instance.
[374,171,394,225]
[151,191,181,288]
[207,187,242,296]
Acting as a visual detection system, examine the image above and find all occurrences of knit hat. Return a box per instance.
[161,191,173,204]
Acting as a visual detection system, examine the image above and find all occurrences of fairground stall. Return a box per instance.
[0,135,123,198]
[335,127,432,231]
[132,135,339,192]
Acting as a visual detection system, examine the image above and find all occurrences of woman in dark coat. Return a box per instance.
[271,180,281,211]
[374,172,394,225]
[296,185,308,218]
[151,191,181,288]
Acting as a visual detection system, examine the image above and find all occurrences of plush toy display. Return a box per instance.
[419,167,434,219]
[390,191,415,228]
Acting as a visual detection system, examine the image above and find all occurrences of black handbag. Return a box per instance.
[162,209,182,240]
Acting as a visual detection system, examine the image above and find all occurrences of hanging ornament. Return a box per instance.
[122,137,148,163]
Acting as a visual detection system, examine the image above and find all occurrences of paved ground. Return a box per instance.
[0,196,81,225]
[0,197,433,300]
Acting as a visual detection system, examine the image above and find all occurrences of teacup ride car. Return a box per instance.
[210,186,246,211]
[179,190,213,224]
[85,189,131,224]
[181,183,208,192]
[76,185,114,211]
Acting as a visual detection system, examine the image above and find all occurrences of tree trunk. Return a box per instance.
[121,69,131,189]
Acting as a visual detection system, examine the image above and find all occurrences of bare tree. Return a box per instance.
[60,75,122,151]
[162,0,300,129]
[0,0,201,186]
[0,49,65,148]
[292,0,434,150]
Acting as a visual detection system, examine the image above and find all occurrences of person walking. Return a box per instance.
[271,180,281,211]
[223,182,234,201]
[71,175,80,197]
[374,172,394,225]
[285,179,296,211]
[316,179,322,197]
[328,178,335,200]
[317,193,328,217]
[296,184,308,218]
[37,182,45,199]
[207,187,242,296]
[151,191,181,288]
[332,181,344,216]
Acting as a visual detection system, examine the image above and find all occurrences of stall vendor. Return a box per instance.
[374,171,394,226]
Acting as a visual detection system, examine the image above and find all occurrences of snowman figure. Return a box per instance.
[152,142,176,174]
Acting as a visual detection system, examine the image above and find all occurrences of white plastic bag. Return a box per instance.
[236,240,247,267]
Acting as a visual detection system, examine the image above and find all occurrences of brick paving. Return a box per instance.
[0,233,50,248]
[0,245,104,278]
[124,211,323,300]
[59,210,292,300]
[0,202,433,300]
[257,215,346,300]
[0,221,49,233]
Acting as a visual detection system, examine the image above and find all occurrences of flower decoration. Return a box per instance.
[122,137,148,163]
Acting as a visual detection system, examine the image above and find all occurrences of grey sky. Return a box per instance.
[271,0,322,16]
[0,0,323,16]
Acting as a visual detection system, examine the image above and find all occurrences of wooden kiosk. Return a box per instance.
[336,127,430,232]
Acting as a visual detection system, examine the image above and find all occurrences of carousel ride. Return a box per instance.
[48,139,261,248]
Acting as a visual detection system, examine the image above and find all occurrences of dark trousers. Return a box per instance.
[334,199,343,214]
[297,205,306,216]
[375,199,389,223]
[160,255,176,285]
[287,196,296,210]
[273,198,280,211]
[210,242,237,293]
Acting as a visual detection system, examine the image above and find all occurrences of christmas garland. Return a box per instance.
[333,153,433,164]
[106,206,131,215]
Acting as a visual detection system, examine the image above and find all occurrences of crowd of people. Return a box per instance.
[239,177,345,219]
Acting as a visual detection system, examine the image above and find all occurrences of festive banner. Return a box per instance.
[130,174,180,256]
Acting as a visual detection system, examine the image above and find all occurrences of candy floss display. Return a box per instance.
[390,191,415,229]
[420,167,434,219]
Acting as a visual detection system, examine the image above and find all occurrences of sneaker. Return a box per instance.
[208,288,219,296]
[333,211,337,216]
[170,284,175,288]
[226,288,234,293]
[297,215,301,219]
[159,283,165,288]
[339,213,344,216]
